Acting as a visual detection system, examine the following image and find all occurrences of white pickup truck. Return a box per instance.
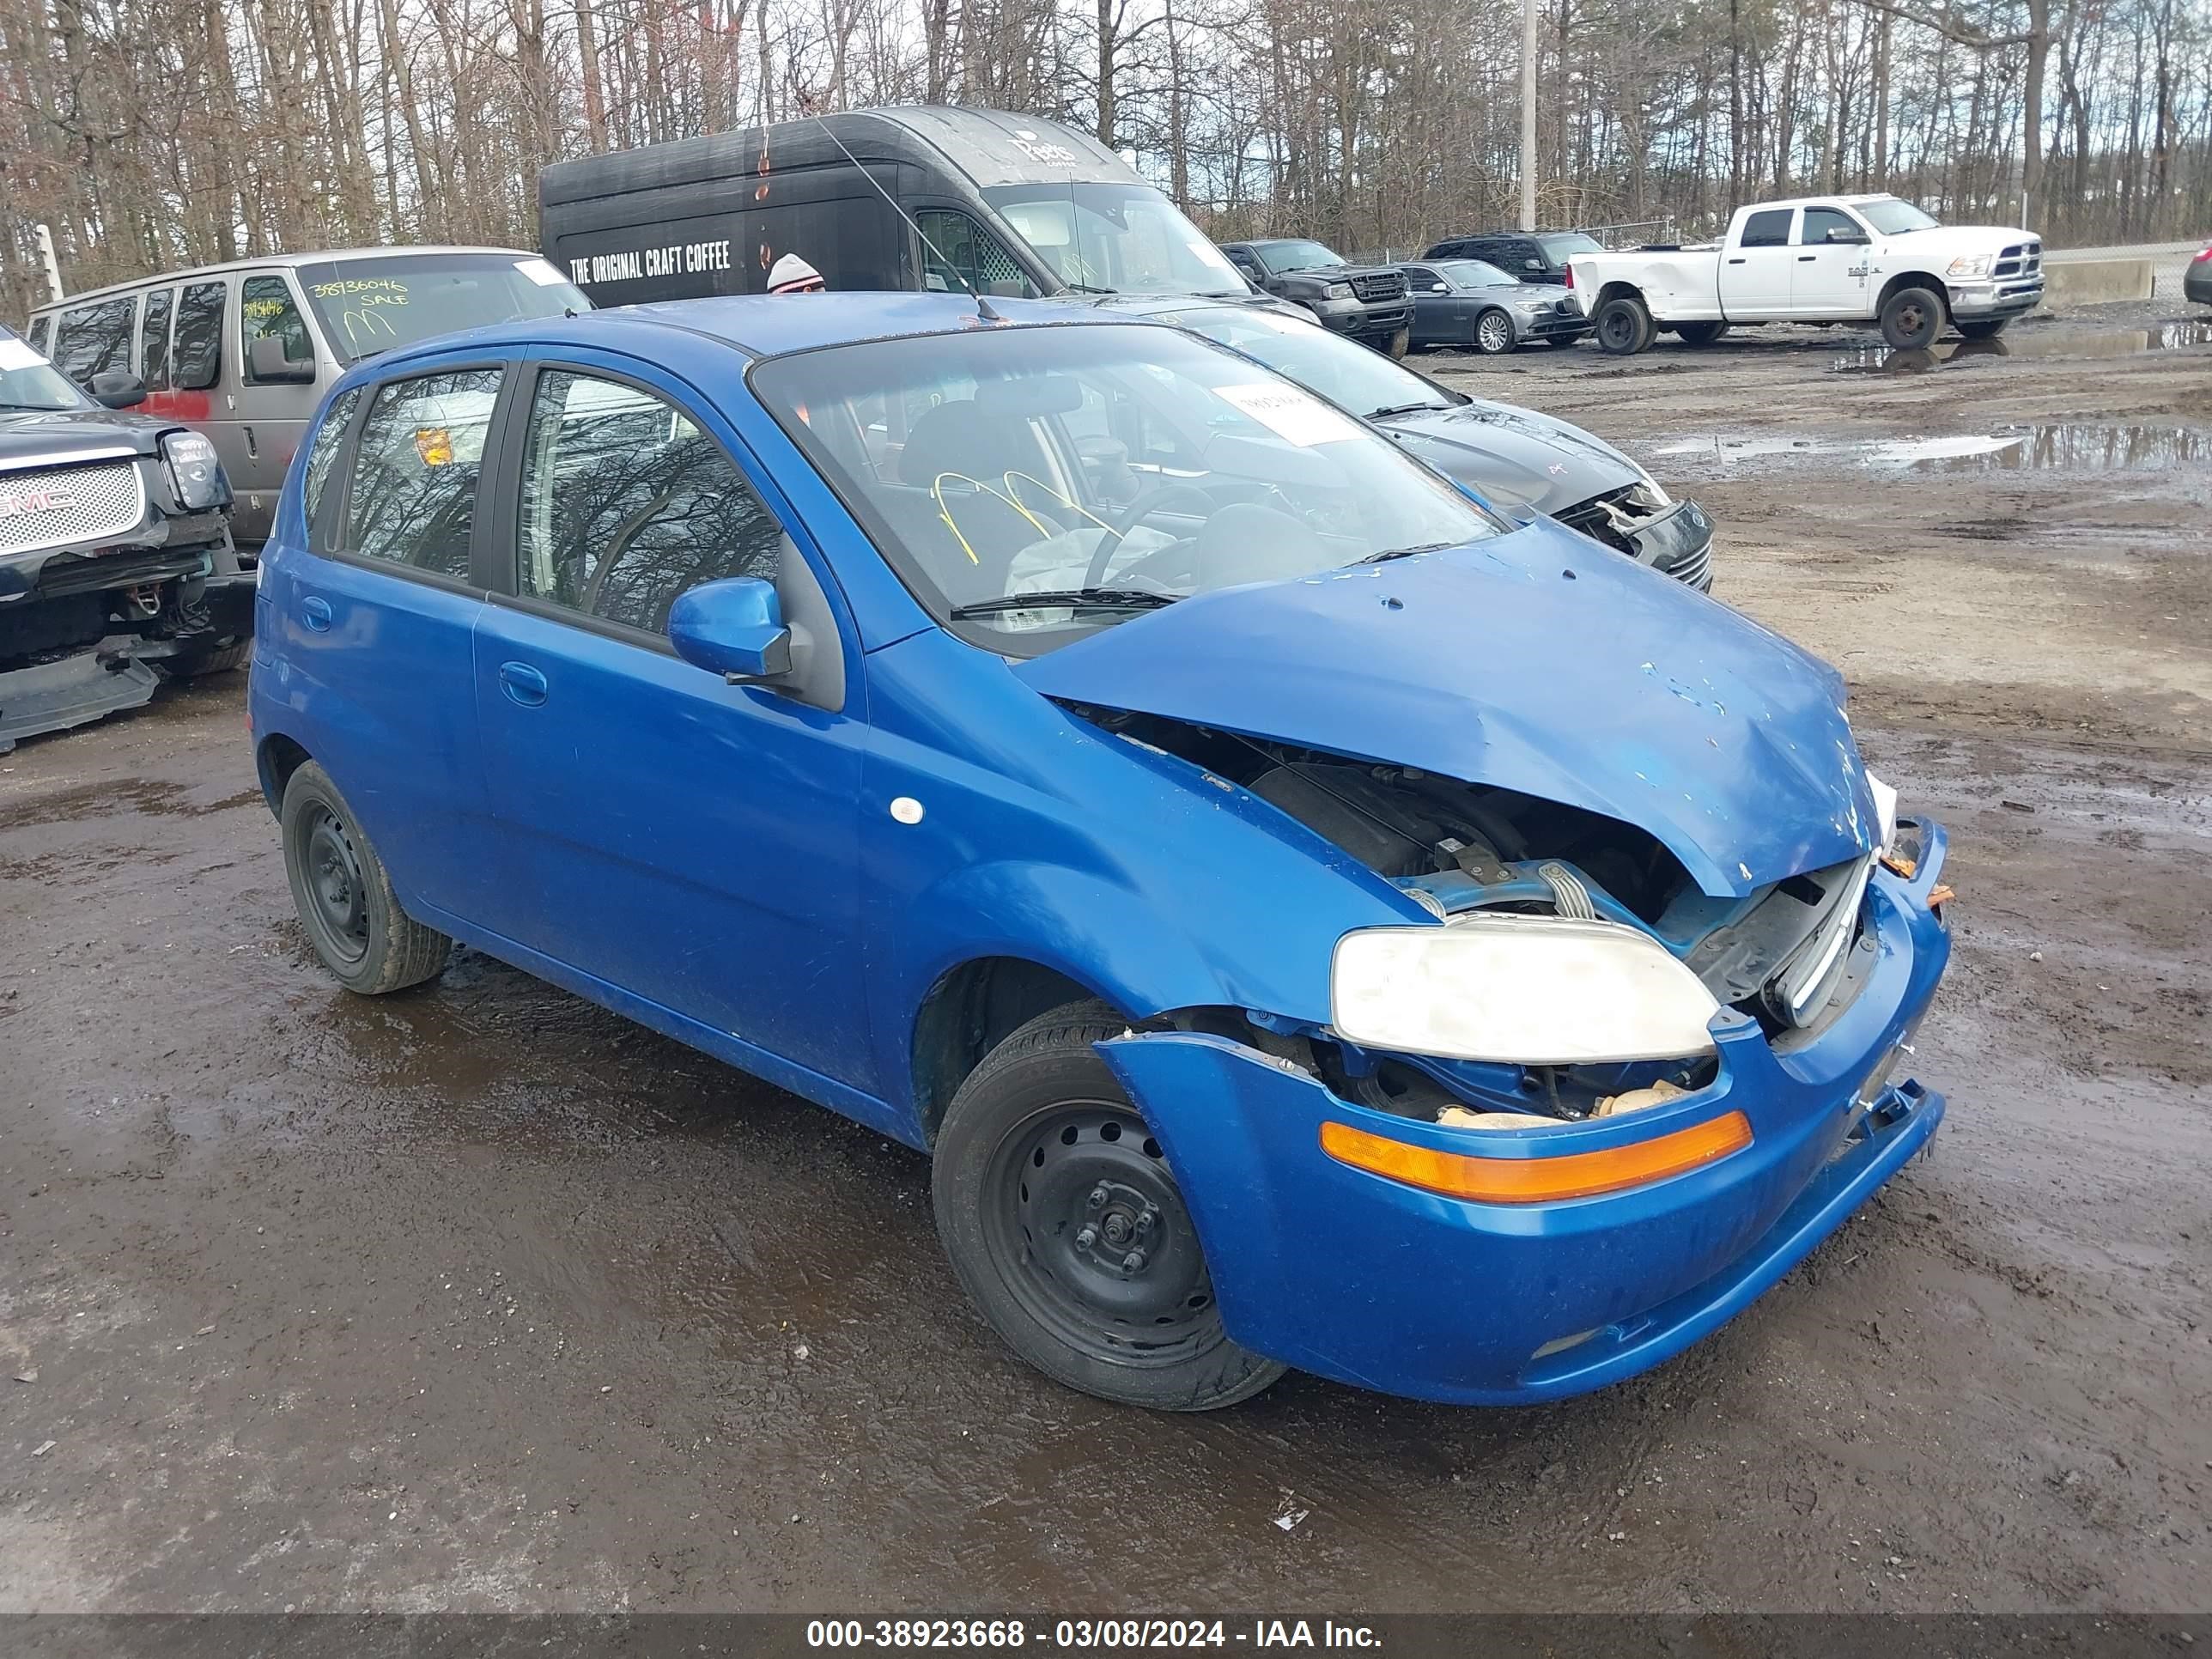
[1568,194,2045,355]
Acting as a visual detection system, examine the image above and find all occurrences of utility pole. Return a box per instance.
[1518,0,1538,232]
[34,224,64,304]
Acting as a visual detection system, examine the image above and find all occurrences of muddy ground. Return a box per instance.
[2,301,2208,1616]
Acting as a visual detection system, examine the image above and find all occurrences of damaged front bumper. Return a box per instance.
[1098,823,1951,1406]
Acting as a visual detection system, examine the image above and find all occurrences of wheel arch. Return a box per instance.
[256,731,313,817]
[910,955,1133,1145]
[1592,279,1646,312]
[1878,270,1949,312]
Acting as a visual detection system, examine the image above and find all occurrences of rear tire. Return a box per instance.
[161,640,249,678]
[1674,320,1729,347]
[1472,309,1516,355]
[1954,318,2009,341]
[1880,286,1946,349]
[280,762,452,995]
[932,1001,1288,1412]
[1594,295,1656,355]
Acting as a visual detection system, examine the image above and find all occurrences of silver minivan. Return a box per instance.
[26,247,590,545]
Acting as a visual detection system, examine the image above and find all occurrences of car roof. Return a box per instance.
[1741,194,1899,213]
[33,247,544,311]
[352,293,1161,377]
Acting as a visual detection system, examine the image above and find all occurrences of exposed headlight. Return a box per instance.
[161,431,230,511]
[1946,254,1992,278]
[1866,769,1899,854]
[1323,282,1354,300]
[1332,914,1721,1066]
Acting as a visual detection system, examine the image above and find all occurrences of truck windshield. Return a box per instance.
[752,323,1498,655]
[1256,240,1344,275]
[0,330,93,410]
[295,252,591,362]
[1857,198,1942,235]
[983,183,1248,296]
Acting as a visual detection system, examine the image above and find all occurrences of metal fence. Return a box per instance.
[1347,218,1680,266]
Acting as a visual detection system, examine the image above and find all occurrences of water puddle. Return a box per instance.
[1832,318,2212,374]
[1650,423,2209,474]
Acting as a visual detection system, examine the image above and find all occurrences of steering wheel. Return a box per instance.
[1081,482,1217,588]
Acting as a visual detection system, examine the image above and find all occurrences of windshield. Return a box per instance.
[1257,240,1345,275]
[1176,307,1453,419]
[1438,259,1516,289]
[754,324,1500,654]
[982,183,1247,296]
[0,328,94,410]
[1857,198,1942,234]
[296,252,590,362]
[1537,233,1605,258]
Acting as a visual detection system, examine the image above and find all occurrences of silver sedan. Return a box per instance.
[1400,258,1589,354]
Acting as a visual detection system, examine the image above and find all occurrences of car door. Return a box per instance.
[470,352,871,1090]
[1401,264,1456,344]
[233,271,324,538]
[278,362,503,921]
[1720,208,1797,315]
[1790,205,1873,318]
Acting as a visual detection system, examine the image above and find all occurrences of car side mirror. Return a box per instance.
[668,576,792,684]
[88,370,148,409]
[1825,228,1870,245]
[1429,283,1449,293]
[248,336,314,384]
[1523,258,1542,270]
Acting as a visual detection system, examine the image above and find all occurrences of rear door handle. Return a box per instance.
[499,660,549,708]
[1798,255,1817,263]
[1726,257,1747,264]
[245,424,258,459]
[301,596,331,631]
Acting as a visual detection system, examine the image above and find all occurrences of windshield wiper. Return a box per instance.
[1357,541,1453,565]
[950,587,1180,618]
[1056,281,1115,295]
[1364,401,1448,420]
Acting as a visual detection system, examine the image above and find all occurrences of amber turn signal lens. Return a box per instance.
[1321,1109,1753,1204]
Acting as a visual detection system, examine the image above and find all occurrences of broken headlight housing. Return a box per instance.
[1331,913,1721,1066]
[161,431,230,511]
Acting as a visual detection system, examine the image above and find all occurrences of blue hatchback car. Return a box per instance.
[250,295,1951,1411]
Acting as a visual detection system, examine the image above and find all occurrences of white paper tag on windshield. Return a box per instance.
[1215,381,1363,447]
[1187,239,1237,271]
[514,258,568,287]
[0,337,45,370]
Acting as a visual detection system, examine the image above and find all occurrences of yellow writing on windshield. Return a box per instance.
[311,278,410,306]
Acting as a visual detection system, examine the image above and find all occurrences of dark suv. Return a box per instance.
[0,324,247,753]
[1218,240,1412,356]
[1422,230,1607,289]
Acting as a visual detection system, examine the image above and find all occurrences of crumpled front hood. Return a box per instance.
[0,409,167,466]
[1377,398,1641,518]
[1013,520,1878,898]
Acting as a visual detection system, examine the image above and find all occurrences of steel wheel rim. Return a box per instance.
[301,805,370,963]
[1895,301,1929,337]
[1479,313,1512,352]
[1601,309,1634,349]
[981,1100,1222,1368]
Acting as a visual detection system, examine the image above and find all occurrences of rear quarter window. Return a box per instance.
[343,368,501,578]
[52,295,136,385]
[26,315,52,355]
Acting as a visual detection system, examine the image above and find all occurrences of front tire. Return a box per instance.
[1954,317,2009,341]
[1881,286,1946,349]
[1472,308,1516,355]
[280,761,452,994]
[1594,295,1656,355]
[1384,325,1411,361]
[932,1003,1287,1411]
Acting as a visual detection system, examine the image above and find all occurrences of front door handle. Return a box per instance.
[499,660,549,708]
[1727,257,1747,264]
[245,424,258,459]
[1798,254,1817,263]
[301,596,332,631]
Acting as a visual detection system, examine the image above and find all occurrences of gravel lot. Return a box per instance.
[3,301,2208,1614]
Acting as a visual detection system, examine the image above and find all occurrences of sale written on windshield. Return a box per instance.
[295,253,590,360]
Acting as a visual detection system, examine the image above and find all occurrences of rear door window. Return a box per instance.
[343,368,501,579]
[1739,210,1795,249]
[241,274,313,380]
[51,296,137,386]
[173,281,227,390]
[140,289,174,390]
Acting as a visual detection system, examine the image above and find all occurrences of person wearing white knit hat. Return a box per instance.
[767,253,825,294]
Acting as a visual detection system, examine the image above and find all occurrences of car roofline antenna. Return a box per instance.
[805,114,1006,322]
